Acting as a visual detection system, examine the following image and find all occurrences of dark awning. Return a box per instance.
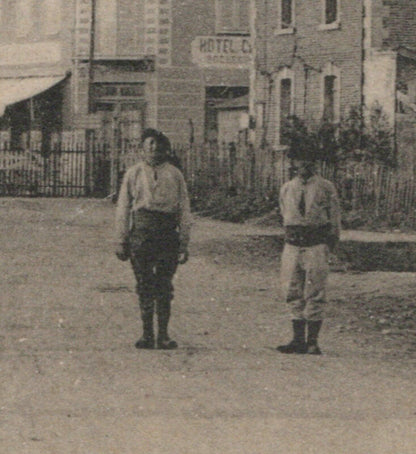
[0,75,66,116]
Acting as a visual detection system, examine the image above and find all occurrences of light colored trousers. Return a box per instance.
[280,243,330,321]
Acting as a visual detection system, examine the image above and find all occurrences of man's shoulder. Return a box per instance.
[164,162,185,179]
[281,177,298,190]
[316,175,336,187]
[125,161,146,176]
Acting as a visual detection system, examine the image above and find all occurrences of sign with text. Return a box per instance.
[192,36,252,68]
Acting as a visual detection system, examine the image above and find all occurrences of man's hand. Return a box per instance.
[115,242,130,261]
[178,250,189,265]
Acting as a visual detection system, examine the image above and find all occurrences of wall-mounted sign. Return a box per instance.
[192,36,252,68]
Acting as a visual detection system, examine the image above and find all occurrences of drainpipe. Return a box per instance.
[248,0,257,145]
[88,0,96,114]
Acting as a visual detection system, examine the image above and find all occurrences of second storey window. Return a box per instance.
[16,0,32,37]
[43,0,61,35]
[279,0,294,30]
[95,0,117,56]
[216,0,249,34]
[324,0,338,25]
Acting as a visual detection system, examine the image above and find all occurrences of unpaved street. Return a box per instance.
[1,199,415,453]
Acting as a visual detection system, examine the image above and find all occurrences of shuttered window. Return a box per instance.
[216,0,249,34]
[95,0,117,56]
[43,0,61,35]
[16,0,32,37]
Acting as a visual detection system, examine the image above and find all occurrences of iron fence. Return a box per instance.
[0,141,111,197]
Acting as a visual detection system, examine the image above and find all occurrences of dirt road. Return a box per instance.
[1,199,415,453]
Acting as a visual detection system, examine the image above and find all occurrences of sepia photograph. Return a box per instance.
[0,0,415,452]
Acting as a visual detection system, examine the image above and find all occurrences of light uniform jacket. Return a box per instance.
[115,160,192,253]
[279,174,341,239]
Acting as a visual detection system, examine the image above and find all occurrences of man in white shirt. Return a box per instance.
[277,150,341,355]
[115,129,191,350]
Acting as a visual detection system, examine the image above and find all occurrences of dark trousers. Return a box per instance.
[129,229,179,325]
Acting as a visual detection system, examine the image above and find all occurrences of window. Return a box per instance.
[16,0,33,37]
[95,0,117,56]
[280,78,292,120]
[319,0,340,29]
[43,0,61,35]
[216,0,249,34]
[325,0,338,24]
[321,63,340,123]
[277,0,294,33]
[275,68,294,146]
[323,76,336,122]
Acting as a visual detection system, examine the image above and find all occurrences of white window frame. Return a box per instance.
[275,67,295,146]
[320,63,341,123]
[318,0,341,31]
[276,0,295,35]
[215,0,250,35]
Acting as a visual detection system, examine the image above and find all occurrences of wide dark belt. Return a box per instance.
[284,224,331,247]
[131,209,178,235]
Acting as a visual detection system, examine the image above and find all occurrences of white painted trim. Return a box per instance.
[275,27,295,35]
[317,21,340,31]
[320,62,341,123]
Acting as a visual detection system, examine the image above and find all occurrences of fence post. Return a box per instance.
[110,115,121,196]
[85,130,95,196]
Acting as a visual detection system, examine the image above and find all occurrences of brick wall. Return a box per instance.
[382,0,416,49]
[157,0,249,144]
[255,0,364,146]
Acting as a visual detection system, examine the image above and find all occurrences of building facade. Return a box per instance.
[0,0,251,147]
[253,0,416,149]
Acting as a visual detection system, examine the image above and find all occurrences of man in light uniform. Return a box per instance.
[115,129,191,350]
[277,151,341,354]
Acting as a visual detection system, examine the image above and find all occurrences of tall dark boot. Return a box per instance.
[277,319,307,354]
[306,320,322,355]
[135,309,155,349]
[156,301,177,350]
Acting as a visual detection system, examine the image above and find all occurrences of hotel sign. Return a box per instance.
[192,36,252,68]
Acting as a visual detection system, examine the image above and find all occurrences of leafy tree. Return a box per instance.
[280,104,396,167]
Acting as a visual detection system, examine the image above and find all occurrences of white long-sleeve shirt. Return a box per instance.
[115,161,192,251]
[279,174,341,238]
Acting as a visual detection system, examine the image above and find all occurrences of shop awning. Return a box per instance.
[0,75,66,116]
